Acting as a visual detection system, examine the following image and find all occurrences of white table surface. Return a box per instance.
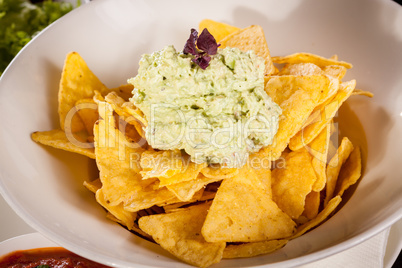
[1,193,400,268]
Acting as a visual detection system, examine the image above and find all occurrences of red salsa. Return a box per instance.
[0,247,112,268]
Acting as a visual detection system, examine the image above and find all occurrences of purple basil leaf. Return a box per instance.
[183,28,199,56]
[192,55,211,70]
[197,28,220,55]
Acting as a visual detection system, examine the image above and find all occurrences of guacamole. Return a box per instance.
[129,45,281,166]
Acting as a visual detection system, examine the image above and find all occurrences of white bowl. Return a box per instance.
[0,0,401,267]
[0,233,59,257]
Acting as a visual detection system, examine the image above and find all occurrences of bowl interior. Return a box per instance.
[0,0,401,267]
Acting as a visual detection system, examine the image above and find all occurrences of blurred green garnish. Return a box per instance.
[0,0,80,76]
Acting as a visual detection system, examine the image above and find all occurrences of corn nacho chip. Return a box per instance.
[31,129,95,159]
[58,52,109,132]
[300,123,331,192]
[301,190,320,220]
[94,101,177,211]
[335,146,362,197]
[166,173,220,202]
[223,239,288,259]
[352,89,374,98]
[220,25,275,75]
[83,178,102,194]
[96,188,137,230]
[261,75,333,160]
[200,165,239,180]
[278,63,323,76]
[75,98,98,136]
[322,65,347,80]
[324,137,354,206]
[271,151,317,219]
[272,52,353,69]
[104,91,147,128]
[289,79,356,151]
[291,195,342,240]
[198,19,240,43]
[159,160,206,188]
[109,83,134,101]
[202,167,295,242]
[139,149,183,180]
[138,202,226,268]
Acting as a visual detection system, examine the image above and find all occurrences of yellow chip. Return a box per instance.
[198,19,240,43]
[138,202,226,268]
[272,52,353,69]
[301,191,320,220]
[31,129,95,159]
[159,160,206,188]
[140,149,183,180]
[202,167,295,242]
[324,137,354,207]
[289,79,356,151]
[335,146,362,197]
[223,239,288,259]
[83,178,102,194]
[96,188,137,230]
[109,83,134,101]
[200,165,239,180]
[352,89,374,98]
[261,75,333,160]
[94,101,177,211]
[58,52,109,133]
[299,123,331,192]
[322,65,347,80]
[291,195,342,240]
[278,63,323,76]
[220,25,275,75]
[75,98,98,136]
[271,151,317,219]
[166,173,221,202]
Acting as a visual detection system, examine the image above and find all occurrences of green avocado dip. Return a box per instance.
[128,45,281,167]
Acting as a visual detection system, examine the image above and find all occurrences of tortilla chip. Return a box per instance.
[261,75,333,160]
[96,188,137,230]
[166,173,221,202]
[159,160,206,188]
[271,151,317,219]
[139,202,225,268]
[300,123,331,192]
[291,195,342,239]
[278,63,323,76]
[198,19,240,43]
[301,191,320,220]
[223,239,288,259]
[272,52,353,69]
[83,178,102,194]
[104,91,147,128]
[31,129,95,159]
[200,165,239,180]
[140,149,183,180]
[75,98,98,136]
[202,167,295,242]
[322,65,347,80]
[335,147,362,197]
[352,89,374,98]
[94,100,177,211]
[324,137,354,206]
[289,79,356,151]
[58,52,109,132]
[110,83,134,101]
[220,25,275,75]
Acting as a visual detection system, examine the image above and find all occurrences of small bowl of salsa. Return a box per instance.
[0,233,111,267]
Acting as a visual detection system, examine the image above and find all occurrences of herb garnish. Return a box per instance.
[183,28,220,70]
